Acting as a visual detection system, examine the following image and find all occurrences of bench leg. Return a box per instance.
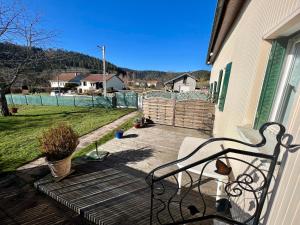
[177,172,183,195]
[216,177,228,201]
[177,172,183,189]
[216,180,223,201]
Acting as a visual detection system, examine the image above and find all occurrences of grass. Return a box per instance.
[0,105,135,172]
[73,118,135,158]
[72,116,137,159]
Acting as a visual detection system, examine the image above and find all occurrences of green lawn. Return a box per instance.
[73,116,137,159]
[0,105,134,172]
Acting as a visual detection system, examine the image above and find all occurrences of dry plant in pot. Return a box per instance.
[39,123,79,178]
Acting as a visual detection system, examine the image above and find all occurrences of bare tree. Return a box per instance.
[0,1,55,116]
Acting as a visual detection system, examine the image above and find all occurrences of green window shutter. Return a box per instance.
[216,70,223,104]
[210,83,213,94]
[209,83,213,101]
[213,81,217,103]
[254,39,288,129]
[218,62,232,111]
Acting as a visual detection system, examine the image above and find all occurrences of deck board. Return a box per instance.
[34,162,214,225]
[35,163,152,224]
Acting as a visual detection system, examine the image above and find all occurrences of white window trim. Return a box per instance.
[270,34,300,124]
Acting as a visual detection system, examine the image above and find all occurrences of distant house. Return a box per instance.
[164,73,196,92]
[49,72,83,88]
[77,74,124,93]
[133,80,147,87]
[146,80,158,87]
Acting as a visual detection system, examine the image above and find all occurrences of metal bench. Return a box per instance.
[146,122,299,225]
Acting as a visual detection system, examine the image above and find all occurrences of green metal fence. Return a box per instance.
[6,92,138,108]
[115,92,138,108]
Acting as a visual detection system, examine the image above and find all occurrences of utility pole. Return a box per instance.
[57,74,61,95]
[97,45,106,97]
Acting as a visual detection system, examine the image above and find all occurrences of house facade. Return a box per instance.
[164,73,196,92]
[207,0,300,224]
[77,74,124,93]
[49,72,83,88]
[146,80,158,88]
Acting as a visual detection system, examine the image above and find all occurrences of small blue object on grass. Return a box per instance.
[115,130,124,139]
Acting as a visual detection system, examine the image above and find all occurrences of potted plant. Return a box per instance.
[10,107,18,113]
[39,123,79,178]
[134,118,141,128]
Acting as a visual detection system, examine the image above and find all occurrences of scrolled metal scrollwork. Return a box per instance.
[146,123,300,225]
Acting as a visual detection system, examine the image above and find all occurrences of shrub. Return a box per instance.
[39,123,79,161]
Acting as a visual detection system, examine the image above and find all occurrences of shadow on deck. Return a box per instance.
[34,160,215,225]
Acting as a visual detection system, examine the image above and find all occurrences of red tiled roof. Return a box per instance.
[82,74,114,82]
[51,72,81,81]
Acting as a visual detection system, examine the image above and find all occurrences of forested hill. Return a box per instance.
[121,69,210,82]
[0,42,120,73]
[0,42,210,86]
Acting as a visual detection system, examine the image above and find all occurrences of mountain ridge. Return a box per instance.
[0,42,210,86]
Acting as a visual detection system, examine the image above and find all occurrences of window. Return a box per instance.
[271,36,300,126]
[254,39,288,129]
[213,81,217,103]
[83,81,87,86]
[209,83,213,100]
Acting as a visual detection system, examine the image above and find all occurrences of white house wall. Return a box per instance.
[78,81,94,92]
[173,77,196,92]
[50,81,68,88]
[77,77,124,93]
[209,1,300,224]
[210,0,300,137]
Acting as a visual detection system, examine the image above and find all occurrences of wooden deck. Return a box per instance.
[0,172,92,225]
[34,161,216,225]
[35,162,152,225]
[33,125,216,225]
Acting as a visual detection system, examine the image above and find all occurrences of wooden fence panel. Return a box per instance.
[143,97,215,132]
[174,100,214,131]
[143,98,174,125]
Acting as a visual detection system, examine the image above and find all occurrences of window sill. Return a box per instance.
[236,126,278,156]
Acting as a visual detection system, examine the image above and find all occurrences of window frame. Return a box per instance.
[270,34,300,124]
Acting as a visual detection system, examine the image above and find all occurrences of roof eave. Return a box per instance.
[164,73,195,85]
[206,0,246,65]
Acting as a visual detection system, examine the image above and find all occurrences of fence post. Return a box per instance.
[10,94,14,105]
[135,93,138,109]
[40,95,43,106]
[112,93,117,108]
[74,96,76,107]
[56,95,59,106]
[92,95,94,107]
[24,95,28,105]
[172,94,176,126]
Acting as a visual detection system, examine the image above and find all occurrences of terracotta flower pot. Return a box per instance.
[46,155,72,178]
[134,123,140,128]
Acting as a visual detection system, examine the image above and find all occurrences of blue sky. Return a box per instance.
[22,0,216,72]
